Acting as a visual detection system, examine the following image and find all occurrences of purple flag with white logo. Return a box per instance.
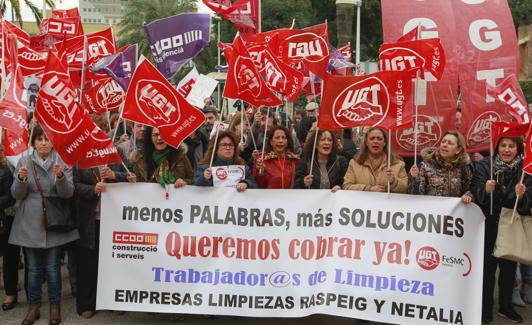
[91,52,125,82]
[144,13,211,79]
[118,44,138,90]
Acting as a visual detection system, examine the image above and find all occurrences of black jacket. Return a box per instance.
[294,155,348,189]
[471,157,532,220]
[73,165,127,249]
[0,164,15,215]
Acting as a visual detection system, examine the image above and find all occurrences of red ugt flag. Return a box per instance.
[3,129,28,156]
[318,70,414,130]
[34,52,96,166]
[123,56,205,148]
[488,74,530,125]
[81,78,124,115]
[491,121,529,152]
[76,125,122,169]
[379,38,446,80]
[525,125,532,175]
[222,36,282,108]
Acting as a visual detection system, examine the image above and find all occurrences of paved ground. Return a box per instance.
[1,258,531,324]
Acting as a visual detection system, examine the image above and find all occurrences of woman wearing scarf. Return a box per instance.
[131,127,193,189]
[471,136,531,324]
[9,125,78,325]
[409,130,473,201]
[193,131,256,191]
[343,127,407,193]
[253,125,300,189]
[294,129,348,191]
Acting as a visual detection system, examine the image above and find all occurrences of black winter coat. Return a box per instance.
[294,155,348,189]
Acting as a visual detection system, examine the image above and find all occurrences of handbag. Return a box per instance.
[493,207,532,265]
[31,160,76,232]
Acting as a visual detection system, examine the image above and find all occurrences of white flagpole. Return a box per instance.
[355,0,362,66]
[78,35,88,102]
[413,22,421,166]
[387,128,392,194]
[240,100,244,144]
[209,102,225,169]
[259,107,270,174]
[42,0,46,19]
[1,17,6,97]
[511,172,526,223]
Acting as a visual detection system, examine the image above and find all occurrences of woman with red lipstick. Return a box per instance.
[253,125,300,189]
[343,127,407,193]
[471,136,531,324]
[294,129,348,191]
[408,130,473,201]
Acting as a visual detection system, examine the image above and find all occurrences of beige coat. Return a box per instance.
[342,157,408,193]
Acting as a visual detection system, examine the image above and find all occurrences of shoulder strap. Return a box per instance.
[30,159,43,194]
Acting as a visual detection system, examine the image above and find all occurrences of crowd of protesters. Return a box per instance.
[0,100,532,325]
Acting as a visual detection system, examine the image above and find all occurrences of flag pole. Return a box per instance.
[490,123,494,215]
[511,172,525,223]
[258,0,262,33]
[387,128,392,194]
[209,100,225,169]
[240,100,244,144]
[413,22,421,166]
[355,0,362,66]
[78,35,88,103]
[259,107,270,174]
[1,17,6,97]
[24,121,36,168]
[42,0,46,19]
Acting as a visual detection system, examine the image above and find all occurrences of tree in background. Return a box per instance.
[0,0,56,26]
[509,0,532,27]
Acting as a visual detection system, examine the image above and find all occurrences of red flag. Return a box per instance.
[0,96,28,136]
[30,34,61,52]
[491,121,529,151]
[272,23,330,79]
[318,71,414,130]
[59,28,116,67]
[222,36,283,108]
[123,57,205,148]
[247,38,304,102]
[525,126,532,175]
[76,126,122,169]
[488,75,530,125]
[3,129,28,156]
[397,26,418,43]
[40,17,84,39]
[82,78,124,115]
[379,38,446,80]
[16,45,47,78]
[203,0,258,37]
[52,8,81,18]
[34,52,95,166]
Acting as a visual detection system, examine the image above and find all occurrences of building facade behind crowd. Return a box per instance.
[1,104,531,325]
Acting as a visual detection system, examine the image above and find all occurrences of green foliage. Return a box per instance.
[520,80,532,104]
[509,0,532,26]
[0,0,56,27]
[117,0,197,62]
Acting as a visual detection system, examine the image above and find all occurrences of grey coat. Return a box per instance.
[9,150,79,248]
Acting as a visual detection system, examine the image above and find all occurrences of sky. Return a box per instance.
[6,0,213,21]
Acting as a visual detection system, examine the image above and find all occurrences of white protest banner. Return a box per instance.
[98,184,484,324]
[186,74,219,108]
[212,165,246,188]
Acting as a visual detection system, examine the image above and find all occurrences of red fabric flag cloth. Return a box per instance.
[397,26,418,43]
[52,8,81,18]
[123,57,205,149]
[318,71,414,130]
[379,38,446,80]
[203,0,258,38]
[525,126,532,175]
[491,121,529,151]
[247,37,304,103]
[34,52,96,166]
[488,74,530,125]
[40,16,84,40]
[271,23,330,79]
[82,78,124,115]
[222,36,283,108]
[76,125,122,169]
[3,129,28,156]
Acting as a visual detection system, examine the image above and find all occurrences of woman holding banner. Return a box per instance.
[408,130,473,201]
[9,125,78,325]
[294,129,348,191]
[342,127,407,193]
[73,163,132,318]
[471,136,531,324]
[193,131,256,191]
[130,127,193,187]
[253,126,300,189]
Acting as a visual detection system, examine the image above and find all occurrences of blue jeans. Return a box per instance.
[522,263,532,284]
[24,247,62,304]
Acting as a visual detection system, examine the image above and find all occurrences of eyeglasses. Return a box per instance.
[218,143,234,148]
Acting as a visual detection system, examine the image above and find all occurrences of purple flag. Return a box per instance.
[118,44,138,90]
[144,13,211,79]
[91,52,125,81]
